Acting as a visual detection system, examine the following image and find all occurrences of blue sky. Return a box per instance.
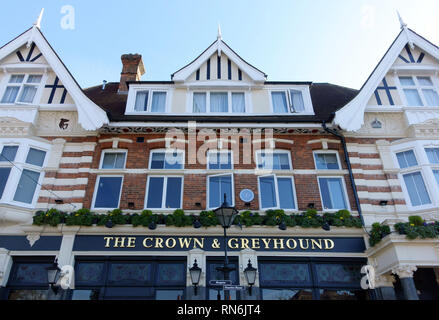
[1,0,439,89]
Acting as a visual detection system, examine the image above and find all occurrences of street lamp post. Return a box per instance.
[213,193,238,301]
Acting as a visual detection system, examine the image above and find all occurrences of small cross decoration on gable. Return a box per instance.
[374,78,397,106]
[45,76,68,104]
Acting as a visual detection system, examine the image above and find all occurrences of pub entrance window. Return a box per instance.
[4,256,55,300]
[258,258,369,300]
[71,257,186,300]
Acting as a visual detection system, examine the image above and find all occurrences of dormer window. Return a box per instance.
[1,74,43,104]
[271,90,305,113]
[134,90,167,112]
[399,76,439,107]
[192,91,246,113]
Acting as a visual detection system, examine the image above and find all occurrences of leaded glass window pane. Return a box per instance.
[157,263,185,284]
[76,262,105,284]
[259,263,311,285]
[108,263,151,283]
[12,263,50,284]
[315,264,362,284]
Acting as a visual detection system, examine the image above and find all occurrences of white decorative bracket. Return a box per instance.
[26,233,41,247]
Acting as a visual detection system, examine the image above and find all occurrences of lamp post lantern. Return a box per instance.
[213,193,238,300]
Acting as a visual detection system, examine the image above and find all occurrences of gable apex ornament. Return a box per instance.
[217,23,222,57]
[34,8,45,29]
[397,11,414,49]
[27,8,45,48]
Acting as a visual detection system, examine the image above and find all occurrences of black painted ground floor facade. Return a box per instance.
[1,233,438,300]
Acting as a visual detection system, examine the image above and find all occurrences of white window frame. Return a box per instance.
[313,150,342,170]
[99,149,128,170]
[206,173,235,210]
[189,90,249,114]
[257,174,298,211]
[207,149,233,170]
[0,138,51,208]
[397,75,439,107]
[91,175,124,210]
[0,73,46,106]
[317,176,351,212]
[125,85,171,114]
[391,141,439,210]
[148,148,185,170]
[255,149,293,171]
[267,86,314,115]
[144,175,184,210]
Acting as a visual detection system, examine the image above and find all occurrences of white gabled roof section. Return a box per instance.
[0,26,109,131]
[171,36,267,83]
[333,28,439,132]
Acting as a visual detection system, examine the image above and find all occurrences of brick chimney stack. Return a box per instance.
[119,54,145,92]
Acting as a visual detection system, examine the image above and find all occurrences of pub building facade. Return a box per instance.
[0,15,439,301]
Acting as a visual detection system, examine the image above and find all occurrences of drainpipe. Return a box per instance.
[322,121,365,227]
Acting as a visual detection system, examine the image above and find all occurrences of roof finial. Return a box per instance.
[217,23,222,41]
[397,11,407,30]
[34,8,44,29]
[397,11,414,50]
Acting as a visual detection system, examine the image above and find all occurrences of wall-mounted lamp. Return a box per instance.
[46,258,61,294]
[243,259,257,296]
[189,259,202,296]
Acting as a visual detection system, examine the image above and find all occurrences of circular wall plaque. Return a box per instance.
[239,189,254,203]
